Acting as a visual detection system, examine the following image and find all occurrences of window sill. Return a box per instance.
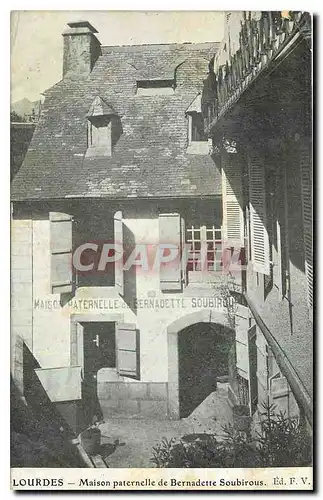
[186,142,210,155]
[85,146,112,157]
[188,270,221,284]
[136,89,175,96]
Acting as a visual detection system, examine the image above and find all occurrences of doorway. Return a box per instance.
[81,322,116,427]
[178,323,232,418]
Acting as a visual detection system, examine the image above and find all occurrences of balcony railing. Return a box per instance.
[203,11,311,131]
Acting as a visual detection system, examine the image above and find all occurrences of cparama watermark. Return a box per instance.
[71,241,246,275]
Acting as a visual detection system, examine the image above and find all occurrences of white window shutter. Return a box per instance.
[300,143,313,311]
[114,211,124,296]
[181,216,188,287]
[50,212,73,294]
[222,152,244,247]
[248,155,270,275]
[235,304,249,379]
[159,213,183,292]
[116,323,139,379]
[273,218,283,295]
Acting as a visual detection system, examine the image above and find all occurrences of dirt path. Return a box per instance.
[98,383,232,468]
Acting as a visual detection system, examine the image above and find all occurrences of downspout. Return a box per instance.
[244,293,313,427]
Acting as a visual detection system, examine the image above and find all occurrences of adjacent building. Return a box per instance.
[11,122,36,180]
[202,11,312,428]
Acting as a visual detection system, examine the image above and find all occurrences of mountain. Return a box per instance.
[11,98,41,121]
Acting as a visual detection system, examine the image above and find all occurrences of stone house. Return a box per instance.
[11,21,239,431]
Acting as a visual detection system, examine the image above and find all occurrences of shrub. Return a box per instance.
[151,434,231,468]
[150,404,312,468]
[150,432,260,468]
[256,402,312,467]
[221,424,262,467]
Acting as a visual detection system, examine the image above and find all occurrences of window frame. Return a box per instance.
[186,224,222,272]
[136,79,175,96]
[87,115,112,155]
[187,112,207,144]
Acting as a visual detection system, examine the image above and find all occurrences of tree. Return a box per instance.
[10,111,26,122]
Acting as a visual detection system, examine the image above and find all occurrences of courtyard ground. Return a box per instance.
[98,382,232,468]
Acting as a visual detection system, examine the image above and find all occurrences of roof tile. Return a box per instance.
[11,41,221,201]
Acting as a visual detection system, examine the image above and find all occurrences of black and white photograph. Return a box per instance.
[10,9,313,490]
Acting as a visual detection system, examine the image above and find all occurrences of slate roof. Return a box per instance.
[11,41,221,201]
[87,96,117,117]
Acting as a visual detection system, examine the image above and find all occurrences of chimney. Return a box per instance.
[62,21,101,79]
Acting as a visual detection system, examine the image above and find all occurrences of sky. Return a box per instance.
[11,10,224,103]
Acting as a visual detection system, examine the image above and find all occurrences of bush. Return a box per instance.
[221,424,262,467]
[150,434,226,468]
[150,404,311,468]
[150,432,260,468]
[256,402,312,467]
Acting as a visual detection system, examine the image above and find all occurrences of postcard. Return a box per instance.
[11,10,313,491]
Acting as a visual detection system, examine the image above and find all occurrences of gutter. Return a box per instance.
[244,293,313,427]
[10,122,36,129]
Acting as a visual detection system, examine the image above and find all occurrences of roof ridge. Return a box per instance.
[102,41,219,49]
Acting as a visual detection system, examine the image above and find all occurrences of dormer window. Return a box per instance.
[136,79,175,96]
[186,94,209,155]
[86,96,120,157]
[88,116,112,151]
[190,113,207,142]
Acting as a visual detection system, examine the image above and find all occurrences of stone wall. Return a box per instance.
[11,219,33,373]
[98,381,168,420]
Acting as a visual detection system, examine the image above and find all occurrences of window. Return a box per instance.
[88,116,112,152]
[136,79,175,96]
[186,94,209,154]
[186,113,209,154]
[186,225,222,272]
[158,212,223,290]
[86,96,120,157]
[190,113,207,142]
